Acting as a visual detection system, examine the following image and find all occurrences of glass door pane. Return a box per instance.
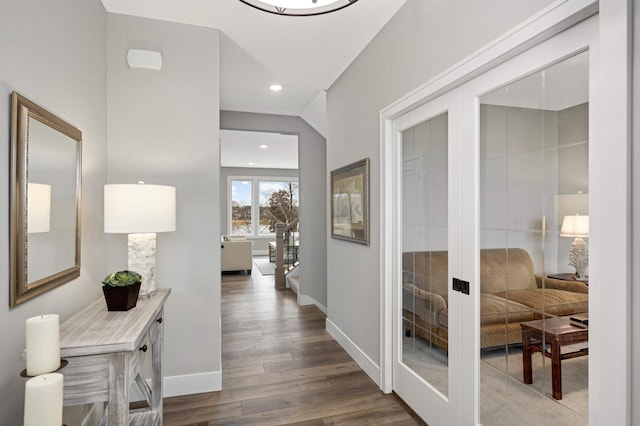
[401,112,449,396]
[478,51,589,425]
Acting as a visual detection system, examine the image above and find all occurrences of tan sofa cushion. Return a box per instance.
[402,251,448,297]
[439,294,535,328]
[438,294,536,327]
[494,288,588,317]
[480,248,538,294]
[402,284,448,331]
[480,294,536,325]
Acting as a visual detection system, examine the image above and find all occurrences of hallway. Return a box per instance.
[163,270,425,425]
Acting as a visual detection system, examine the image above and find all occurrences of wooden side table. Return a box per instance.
[59,288,170,425]
[520,316,588,400]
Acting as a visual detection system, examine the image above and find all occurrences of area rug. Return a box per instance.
[253,257,275,276]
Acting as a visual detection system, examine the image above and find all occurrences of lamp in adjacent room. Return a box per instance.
[27,183,51,234]
[104,182,176,298]
[560,214,589,279]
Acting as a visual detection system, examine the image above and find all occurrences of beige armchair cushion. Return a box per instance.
[221,240,253,272]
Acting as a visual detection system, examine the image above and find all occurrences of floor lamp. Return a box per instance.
[104,182,176,298]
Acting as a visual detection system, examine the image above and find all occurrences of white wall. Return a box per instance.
[0,0,107,423]
[107,14,221,394]
[632,3,640,424]
[326,0,555,371]
[221,111,327,307]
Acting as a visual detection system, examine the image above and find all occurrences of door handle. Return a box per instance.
[452,278,470,295]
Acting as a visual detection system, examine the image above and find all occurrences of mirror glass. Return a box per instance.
[10,92,82,307]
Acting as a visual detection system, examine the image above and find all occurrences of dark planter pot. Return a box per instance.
[102,282,141,311]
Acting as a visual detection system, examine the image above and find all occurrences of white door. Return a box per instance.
[387,13,611,426]
[460,17,596,426]
[391,91,463,425]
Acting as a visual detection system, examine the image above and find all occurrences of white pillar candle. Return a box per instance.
[25,314,60,376]
[24,373,64,426]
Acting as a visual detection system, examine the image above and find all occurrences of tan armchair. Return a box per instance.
[221,235,253,273]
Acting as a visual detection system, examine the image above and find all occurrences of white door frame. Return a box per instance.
[379,0,632,424]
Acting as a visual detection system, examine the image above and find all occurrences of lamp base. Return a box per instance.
[568,237,588,280]
[128,233,157,298]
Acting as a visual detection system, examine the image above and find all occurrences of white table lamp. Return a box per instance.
[27,183,51,234]
[104,182,176,297]
[560,214,589,279]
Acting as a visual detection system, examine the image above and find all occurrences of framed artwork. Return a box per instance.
[331,158,369,245]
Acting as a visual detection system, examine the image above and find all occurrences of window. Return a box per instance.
[229,177,299,236]
[230,179,253,235]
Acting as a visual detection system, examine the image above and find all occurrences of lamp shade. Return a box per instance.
[560,214,589,238]
[104,183,176,233]
[27,183,51,234]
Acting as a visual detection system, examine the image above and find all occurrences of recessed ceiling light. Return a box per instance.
[248,162,255,166]
[259,144,268,149]
[269,84,283,92]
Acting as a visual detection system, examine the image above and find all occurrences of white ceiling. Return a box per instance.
[101,0,407,122]
[220,130,299,169]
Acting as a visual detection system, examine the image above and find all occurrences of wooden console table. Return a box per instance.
[59,288,170,425]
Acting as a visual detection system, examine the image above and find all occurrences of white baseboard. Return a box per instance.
[298,294,327,315]
[325,319,380,387]
[163,370,222,397]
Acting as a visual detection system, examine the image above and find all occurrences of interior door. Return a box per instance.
[392,91,462,425]
[459,17,596,426]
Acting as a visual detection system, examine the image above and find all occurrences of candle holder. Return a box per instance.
[20,359,68,378]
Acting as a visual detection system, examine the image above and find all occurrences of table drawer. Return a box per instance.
[63,354,109,406]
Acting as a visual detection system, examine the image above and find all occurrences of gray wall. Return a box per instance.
[326,0,556,366]
[480,103,588,275]
[107,14,221,392]
[221,111,327,306]
[220,167,298,253]
[0,0,107,423]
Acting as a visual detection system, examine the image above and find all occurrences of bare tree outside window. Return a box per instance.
[263,182,299,232]
[259,181,299,234]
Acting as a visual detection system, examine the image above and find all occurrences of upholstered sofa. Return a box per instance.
[221,235,253,273]
[402,248,588,350]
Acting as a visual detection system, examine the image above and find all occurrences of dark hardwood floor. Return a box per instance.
[163,268,426,425]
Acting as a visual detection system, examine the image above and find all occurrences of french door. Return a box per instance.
[387,13,603,426]
[391,91,464,425]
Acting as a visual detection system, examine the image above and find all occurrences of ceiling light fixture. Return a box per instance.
[238,0,358,17]
[269,84,283,92]
[260,144,269,149]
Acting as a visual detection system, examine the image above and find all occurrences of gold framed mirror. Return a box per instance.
[10,92,82,307]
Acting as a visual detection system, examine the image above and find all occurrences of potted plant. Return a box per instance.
[101,270,142,311]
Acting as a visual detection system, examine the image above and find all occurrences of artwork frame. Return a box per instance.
[331,158,370,245]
